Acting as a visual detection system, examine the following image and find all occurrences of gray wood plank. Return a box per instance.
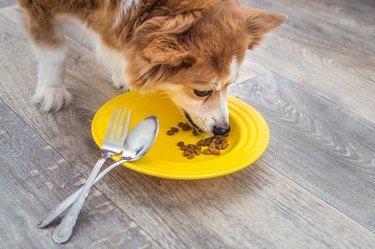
[229,72,375,231]
[240,0,375,124]
[242,0,375,56]
[0,0,15,8]
[1,5,375,249]
[0,99,160,249]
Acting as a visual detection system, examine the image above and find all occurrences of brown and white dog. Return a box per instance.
[19,0,285,135]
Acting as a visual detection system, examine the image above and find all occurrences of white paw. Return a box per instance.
[112,74,130,92]
[32,85,72,112]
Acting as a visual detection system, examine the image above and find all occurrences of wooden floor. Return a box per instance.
[1,0,374,248]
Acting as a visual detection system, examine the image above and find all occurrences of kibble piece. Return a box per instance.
[177,141,185,147]
[178,122,185,127]
[187,147,194,153]
[208,147,216,153]
[215,144,221,150]
[213,149,221,155]
[221,143,229,150]
[171,127,179,132]
[223,133,229,137]
[192,129,198,136]
[195,145,201,150]
[183,150,191,157]
[194,149,201,155]
[187,153,195,159]
[167,130,174,135]
[197,140,205,146]
[203,149,211,155]
[215,139,221,144]
[209,143,216,149]
[188,144,195,149]
[182,124,191,130]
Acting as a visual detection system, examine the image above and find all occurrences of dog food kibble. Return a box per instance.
[177,141,184,147]
[197,140,205,146]
[192,129,198,136]
[181,124,191,131]
[187,154,195,159]
[203,149,211,155]
[167,130,175,136]
[183,150,191,157]
[168,122,229,159]
[213,149,221,155]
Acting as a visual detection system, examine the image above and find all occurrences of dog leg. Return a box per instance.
[94,38,130,91]
[23,8,72,112]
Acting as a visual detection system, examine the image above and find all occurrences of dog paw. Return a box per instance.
[112,74,130,92]
[32,85,72,112]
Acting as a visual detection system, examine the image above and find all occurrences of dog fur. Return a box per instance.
[19,0,285,134]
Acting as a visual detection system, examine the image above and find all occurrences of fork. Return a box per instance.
[52,106,131,244]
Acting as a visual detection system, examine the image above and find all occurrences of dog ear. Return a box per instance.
[242,8,287,49]
[130,9,209,87]
[134,11,201,67]
[142,35,196,67]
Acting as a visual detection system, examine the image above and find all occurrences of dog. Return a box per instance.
[19,0,285,135]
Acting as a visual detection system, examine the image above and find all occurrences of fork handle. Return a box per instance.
[52,155,108,244]
[37,159,126,229]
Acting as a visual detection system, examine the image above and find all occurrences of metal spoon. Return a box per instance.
[46,116,158,244]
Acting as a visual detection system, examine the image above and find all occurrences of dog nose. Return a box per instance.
[212,124,230,135]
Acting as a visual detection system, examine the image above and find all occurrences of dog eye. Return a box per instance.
[193,89,213,97]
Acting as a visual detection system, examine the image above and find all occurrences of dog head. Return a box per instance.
[126,1,286,134]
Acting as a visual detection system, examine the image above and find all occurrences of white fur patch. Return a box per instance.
[113,0,140,28]
[94,36,130,90]
[228,56,240,83]
[219,91,229,124]
[32,44,72,112]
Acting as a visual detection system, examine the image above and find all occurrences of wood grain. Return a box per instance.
[0,0,15,8]
[1,5,375,249]
[240,0,375,124]
[229,72,375,231]
[0,99,159,249]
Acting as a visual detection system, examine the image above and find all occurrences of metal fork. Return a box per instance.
[52,107,131,244]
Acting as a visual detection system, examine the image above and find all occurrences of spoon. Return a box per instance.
[41,115,158,243]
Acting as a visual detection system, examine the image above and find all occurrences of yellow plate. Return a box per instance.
[91,91,270,180]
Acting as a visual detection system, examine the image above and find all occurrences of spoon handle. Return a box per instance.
[52,155,108,244]
[37,159,126,229]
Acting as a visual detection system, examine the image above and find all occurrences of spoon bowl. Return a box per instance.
[121,115,159,161]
